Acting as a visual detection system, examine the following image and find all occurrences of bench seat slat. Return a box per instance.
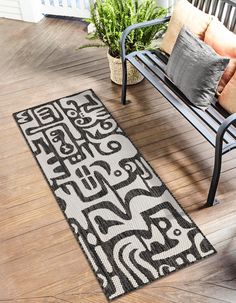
[126,50,236,149]
[212,0,220,15]
[223,141,236,154]
[147,52,236,139]
[205,0,212,13]
[206,104,236,140]
[230,9,236,31]
[127,53,218,148]
[218,1,226,21]
[224,4,233,26]
[130,51,236,144]
[199,0,205,10]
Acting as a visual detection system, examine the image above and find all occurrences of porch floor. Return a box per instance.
[0,16,235,303]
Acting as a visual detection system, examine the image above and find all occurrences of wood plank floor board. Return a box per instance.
[0,16,235,303]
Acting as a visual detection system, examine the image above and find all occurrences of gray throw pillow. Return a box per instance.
[166,27,229,109]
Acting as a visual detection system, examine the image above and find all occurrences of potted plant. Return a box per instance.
[84,0,167,85]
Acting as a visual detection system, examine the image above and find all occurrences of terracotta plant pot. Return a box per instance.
[107,52,144,85]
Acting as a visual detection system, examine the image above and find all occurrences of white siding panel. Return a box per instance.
[44,0,51,6]
[41,4,90,18]
[0,11,21,19]
[41,0,91,18]
[0,0,44,22]
[54,0,60,6]
[1,0,20,8]
[71,0,77,9]
[0,5,20,14]
[0,0,22,19]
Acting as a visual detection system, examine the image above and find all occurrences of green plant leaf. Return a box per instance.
[79,0,168,58]
[76,43,106,50]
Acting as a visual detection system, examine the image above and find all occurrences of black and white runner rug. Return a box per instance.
[13,90,216,300]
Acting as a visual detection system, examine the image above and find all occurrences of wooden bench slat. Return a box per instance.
[222,141,236,154]
[199,0,205,10]
[194,0,200,8]
[127,53,220,148]
[230,9,236,31]
[143,51,236,142]
[212,0,220,15]
[224,4,233,26]
[206,104,236,140]
[205,0,212,13]
[127,50,236,149]
[136,51,236,144]
[218,1,226,21]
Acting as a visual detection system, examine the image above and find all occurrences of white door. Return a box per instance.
[41,0,91,18]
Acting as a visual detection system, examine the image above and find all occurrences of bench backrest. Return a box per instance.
[188,0,236,31]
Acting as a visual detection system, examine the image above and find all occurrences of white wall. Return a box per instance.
[19,0,44,22]
[0,0,22,20]
[0,0,44,22]
[156,0,176,13]
[0,0,175,23]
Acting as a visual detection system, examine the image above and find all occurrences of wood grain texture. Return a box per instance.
[0,16,235,303]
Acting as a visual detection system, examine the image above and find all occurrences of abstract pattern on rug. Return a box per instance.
[13,90,216,300]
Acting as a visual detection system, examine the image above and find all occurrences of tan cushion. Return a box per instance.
[219,71,236,113]
[204,18,236,93]
[160,0,212,55]
[204,18,236,57]
[218,59,236,93]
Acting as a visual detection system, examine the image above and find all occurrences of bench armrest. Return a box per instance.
[219,113,236,137]
[218,113,236,154]
[120,16,170,63]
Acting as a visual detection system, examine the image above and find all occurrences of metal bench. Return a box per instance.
[120,0,236,207]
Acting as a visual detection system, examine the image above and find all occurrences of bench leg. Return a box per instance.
[205,113,236,207]
[205,143,223,207]
[121,60,127,105]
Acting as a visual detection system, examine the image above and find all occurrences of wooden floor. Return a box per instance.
[0,16,235,303]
